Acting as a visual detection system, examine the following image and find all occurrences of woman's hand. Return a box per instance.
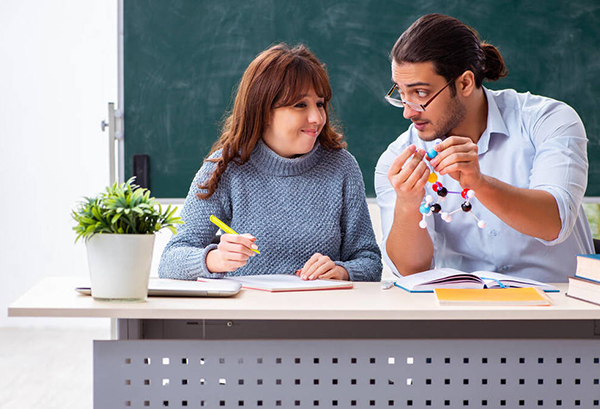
[206,233,258,273]
[295,253,349,281]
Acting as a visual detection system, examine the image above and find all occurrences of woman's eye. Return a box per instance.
[294,102,307,108]
[317,102,325,108]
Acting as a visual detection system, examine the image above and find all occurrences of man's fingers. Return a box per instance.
[387,145,417,177]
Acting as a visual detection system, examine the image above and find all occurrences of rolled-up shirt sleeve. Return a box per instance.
[528,101,588,245]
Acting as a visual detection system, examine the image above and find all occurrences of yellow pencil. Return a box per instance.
[210,215,260,254]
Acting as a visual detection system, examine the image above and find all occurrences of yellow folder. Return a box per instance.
[434,287,552,306]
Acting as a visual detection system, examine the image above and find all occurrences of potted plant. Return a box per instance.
[72,178,182,301]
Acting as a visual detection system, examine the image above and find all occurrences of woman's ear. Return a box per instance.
[458,70,476,97]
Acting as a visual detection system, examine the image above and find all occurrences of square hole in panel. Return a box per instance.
[295,379,301,385]
[332,358,338,364]
[463,379,469,385]
[125,358,131,364]
[482,379,488,385]
[406,378,413,386]
[295,401,301,406]
[482,400,487,406]
[482,358,488,364]
[332,401,338,407]
[370,358,376,364]
[351,379,357,385]
[295,358,301,364]
[426,400,431,406]
[556,357,562,364]
[182,379,188,385]
[538,358,544,364]
[463,358,469,364]
[444,400,450,406]
[219,378,226,386]
[257,401,263,406]
[445,379,451,385]
[519,358,525,364]
[370,379,376,385]
[200,358,205,365]
[575,357,581,364]
[143,379,150,386]
[220,401,225,407]
[388,357,395,365]
[238,379,244,385]
[182,401,188,407]
[594,379,599,385]
[314,358,320,364]
[444,358,451,364]
[276,379,282,385]
[500,400,506,406]
[219,358,225,364]
[313,400,319,406]
[575,379,581,385]
[257,379,263,385]
[125,401,131,407]
[163,401,170,407]
[182,358,188,365]
[426,379,432,385]
[351,400,357,406]
[162,358,170,365]
[276,401,282,407]
[332,379,338,385]
[125,379,131,386]
[200,378,206,385]
[313,379,319,385]
[556,379,562,385]
[257,358,263,364]
[594,400,599,406]
[595,358,600,364]
[500,379,506,385]
[162,379,170,386]
[406,400,411,406]
[389,400,395,406]
[500,358,507,364]
[426,357,432,364]
[519,379,525,385]
[276,358,282,364]
[238,400,244,406]
[538,379,543,385]
[575,400,581,406]
[519,400,525,406]
[538,400,543,406]
[144,402,150,407]
[388,379,395,385]
[144,358,151,365]
[407,357,414,365]
[463,400,469,406]
[556,399,562,406]
[351,358,357,364]
[238,358,244,364]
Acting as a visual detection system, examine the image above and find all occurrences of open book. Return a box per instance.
[200,274,353,292]
[394,268,559,293]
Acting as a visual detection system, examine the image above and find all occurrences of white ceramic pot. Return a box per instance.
[86,233,156,301]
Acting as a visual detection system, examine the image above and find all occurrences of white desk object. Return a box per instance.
[9,277,600,409]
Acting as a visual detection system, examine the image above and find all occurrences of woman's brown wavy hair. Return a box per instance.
[197,43,346,199]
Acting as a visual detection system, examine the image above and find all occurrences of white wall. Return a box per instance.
[0,1,117,327]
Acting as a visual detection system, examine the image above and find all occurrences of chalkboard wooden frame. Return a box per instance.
[121,0,600,198]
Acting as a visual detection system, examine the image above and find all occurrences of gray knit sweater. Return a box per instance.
[158,140,382,281]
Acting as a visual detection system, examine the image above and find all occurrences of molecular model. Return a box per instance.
[418,140,486,230]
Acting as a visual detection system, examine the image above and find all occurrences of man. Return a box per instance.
[375,13,593,282]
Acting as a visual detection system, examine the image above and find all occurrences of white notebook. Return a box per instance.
[201,274,354,292]
[76,278,241,297]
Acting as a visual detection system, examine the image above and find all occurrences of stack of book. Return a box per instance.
[566,254,600,306]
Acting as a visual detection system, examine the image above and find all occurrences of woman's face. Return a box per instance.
[262,87,326,158]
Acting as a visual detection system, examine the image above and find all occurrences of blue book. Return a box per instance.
[575,254,600,283]
[393,268,559,293]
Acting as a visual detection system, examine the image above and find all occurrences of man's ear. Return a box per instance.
[458,70,476,97]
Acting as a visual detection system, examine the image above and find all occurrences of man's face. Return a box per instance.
[391,60,466,141]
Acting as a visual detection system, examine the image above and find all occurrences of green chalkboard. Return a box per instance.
[124,0,600,198]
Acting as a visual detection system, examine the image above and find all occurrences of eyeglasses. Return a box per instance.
[385,78,455,112]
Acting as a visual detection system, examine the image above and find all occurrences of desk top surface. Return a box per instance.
[8,277,600,321]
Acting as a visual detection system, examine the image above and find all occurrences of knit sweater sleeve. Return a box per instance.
[334,153,383,282]
[158,154,229,280]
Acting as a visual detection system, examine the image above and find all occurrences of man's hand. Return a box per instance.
[387,144,430,211]
[429,136,483,190]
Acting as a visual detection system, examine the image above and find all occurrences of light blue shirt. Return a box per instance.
[375,87,593,283]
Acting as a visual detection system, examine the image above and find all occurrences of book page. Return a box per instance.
[471,271,559,292]
[221,274,354,292]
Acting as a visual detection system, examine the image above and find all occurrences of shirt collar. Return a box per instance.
[478,87,510,155]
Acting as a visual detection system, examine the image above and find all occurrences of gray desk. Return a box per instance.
[9,277,600,408]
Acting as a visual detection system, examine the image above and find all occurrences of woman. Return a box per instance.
[158,43,382,281]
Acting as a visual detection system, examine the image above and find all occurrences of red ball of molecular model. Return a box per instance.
[418,140,486,229]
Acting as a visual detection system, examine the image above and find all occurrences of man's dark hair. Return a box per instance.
[391,14,508,91]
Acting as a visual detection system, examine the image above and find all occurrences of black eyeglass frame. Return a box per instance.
[385,78,455,112]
